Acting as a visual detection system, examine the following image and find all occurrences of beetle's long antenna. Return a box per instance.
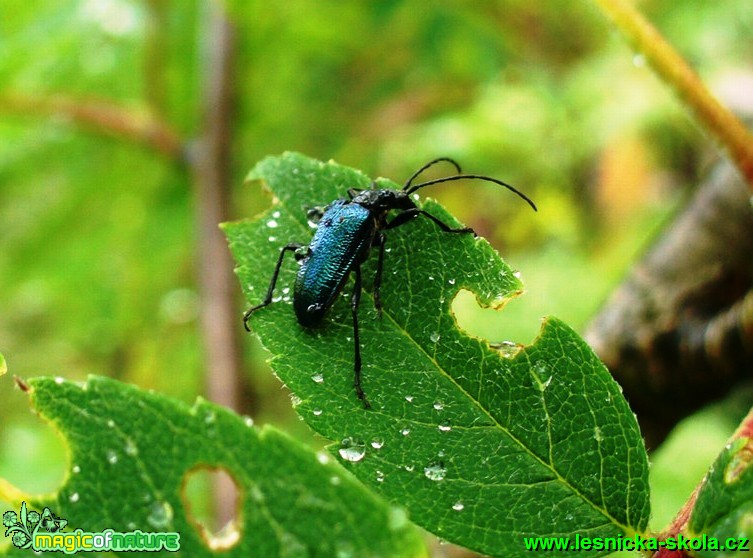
[406,174,537,211]
[402,157,462,191]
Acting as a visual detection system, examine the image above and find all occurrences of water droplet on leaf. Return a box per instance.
[147,501,173,529]
[338,438,366,462]
[424,462,446,481]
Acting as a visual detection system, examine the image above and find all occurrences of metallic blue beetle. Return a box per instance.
[243,158,536,408]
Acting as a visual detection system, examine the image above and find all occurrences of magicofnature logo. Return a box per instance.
[3,501,180,554]
[3,501,66,550]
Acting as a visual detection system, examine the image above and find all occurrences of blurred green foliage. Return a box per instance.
[1,0,752,537]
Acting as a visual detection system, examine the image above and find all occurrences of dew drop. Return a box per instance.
[54,376,64,385]
[429,332,441,343]
[250,485,264,503]
[317,452,330,465]
[338,437,366,463]
[72,465,81,474]
[400,427,411,436]
[147,501,173,529]
[593,426,603,443]
[424,462,446,481]
[375,470,385,483]
[438,421,452,433]
[533,361,553,391]
[433,401,444,411]
[370,438,384,449]
[282,287,290,295]
[266,219,278,228]
[496,340,520,359]
[125,439,138,456]
[107,419,115,428]
[290,395,302,406]
[513,270,522,279]
[448,278,456,285]
[335,541,354,558]
[69,492,80,503]
[311,372,324,384]
[244,416,255,427]
[107,450,118,465]
[428,276,435,281]
[272,210,281,219]
[452,501,464,511]
[723,441,752,483]
[268,236,277,242]
[404,395,414,403]
[313,408,323,416]
[404,464,415,472]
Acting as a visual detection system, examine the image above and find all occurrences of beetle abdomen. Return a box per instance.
[294,201,374,326]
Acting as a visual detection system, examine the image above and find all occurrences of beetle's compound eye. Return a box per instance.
[305,206,325,228]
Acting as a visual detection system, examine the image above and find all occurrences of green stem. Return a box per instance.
[594,0,753,190]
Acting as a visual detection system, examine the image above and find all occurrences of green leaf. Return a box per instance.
[688,433,753,557]
[1,376,424,557]
[0,353,6,376]
[224,152,650,557]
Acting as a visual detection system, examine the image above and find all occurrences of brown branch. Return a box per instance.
[593,0,753,189]
[585,161,753,447]
[0,92,184,160]
[143,0,169,113]
[192,0,247,529]
[649,407,753,558]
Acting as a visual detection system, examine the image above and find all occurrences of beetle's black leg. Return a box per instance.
[347,188,364,199]
[351,265,371,409]
[243,242,303,331]
[373,232,386,317]
[386,208,476,236]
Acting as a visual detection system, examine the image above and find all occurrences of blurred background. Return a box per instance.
[1,0,752,544]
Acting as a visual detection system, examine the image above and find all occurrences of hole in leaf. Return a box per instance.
[0,419,67,505]
[451,288,538,345]
[182,466,241,550]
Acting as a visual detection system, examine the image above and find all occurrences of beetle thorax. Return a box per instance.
[352,188,416,215]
